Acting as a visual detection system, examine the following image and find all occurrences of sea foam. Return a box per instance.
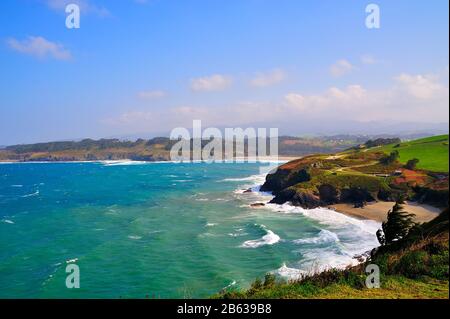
[21,190,39,198]
[273,264,307,281]
[293,229,340,245]
[240,225,280,248]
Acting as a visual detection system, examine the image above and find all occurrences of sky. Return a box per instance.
[0,0,448,145]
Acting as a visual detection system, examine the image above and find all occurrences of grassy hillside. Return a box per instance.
[263,138,449,209]
[370,135,449,172]
[216,275,448,299]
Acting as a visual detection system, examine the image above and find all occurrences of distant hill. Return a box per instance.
[0,138,173,162]
[1,135,448,167]
[0,135,371,162]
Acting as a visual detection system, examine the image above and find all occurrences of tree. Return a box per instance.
[405,158,420,170]
[377,197,416,246]
[380,150,399,165]
[365,138,401,148]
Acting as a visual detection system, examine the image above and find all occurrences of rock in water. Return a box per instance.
[250,203,266,208]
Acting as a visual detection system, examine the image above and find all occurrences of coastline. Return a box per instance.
[0,157,297,164]
[247,168,442,225]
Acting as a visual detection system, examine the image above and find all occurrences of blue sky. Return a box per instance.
[0,0,448,145]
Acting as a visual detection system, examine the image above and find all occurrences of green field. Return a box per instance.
[371,134,449,172]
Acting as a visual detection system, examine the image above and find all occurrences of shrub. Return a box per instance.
[263,274,276,288]
[405,158,420,170]
[428,250,449,280]
[394,251,429,279]
[380,150,400,165]
[377,198,416,245]
[371,253,390,274]
[340,270,365,289]
[250,278,263,291]
[365,138,401,148]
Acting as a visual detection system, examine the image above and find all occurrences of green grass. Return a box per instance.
[294,171,389,193]
[370,135,449,172]
[216,276,448,299]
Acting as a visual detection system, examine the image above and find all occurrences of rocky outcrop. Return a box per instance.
[270,185,379,209]
[413,187,449,207]
[318,184,339,205]
[129,154,156,161]
[262,136,449,211]
[262,156,395,209]
[289,190,321,208]
[250,203,266,208]
[340,187,376,204]
[270,188,321,208]
[260,167,311,194]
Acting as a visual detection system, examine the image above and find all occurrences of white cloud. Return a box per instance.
[284,72,448,122]
[103,70,449,133]
[285,85,367,113]
[45,0,110,17]
[284,93,306,110]
[190,74,233,92]
[250,68,286,87]
[395,73,446,100]
[7,36,71,60]
[137,90,167,99]
[330,59,354,77]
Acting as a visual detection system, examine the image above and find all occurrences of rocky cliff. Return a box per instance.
[261,148,448,209]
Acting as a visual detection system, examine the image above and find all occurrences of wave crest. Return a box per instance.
[240,225,280,248]
[293,229,340,244]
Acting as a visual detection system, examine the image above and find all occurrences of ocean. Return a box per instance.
[0,161,380,298]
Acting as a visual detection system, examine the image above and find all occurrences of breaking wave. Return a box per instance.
[293,229,340,245]
[240,225,280,248]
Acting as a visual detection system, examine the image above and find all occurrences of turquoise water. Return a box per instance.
[0,162,380,298]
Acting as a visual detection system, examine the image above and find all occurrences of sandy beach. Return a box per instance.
[329,201,442,223]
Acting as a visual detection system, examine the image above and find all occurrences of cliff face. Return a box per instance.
[261,150,448,209]
[260,158,312,193]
